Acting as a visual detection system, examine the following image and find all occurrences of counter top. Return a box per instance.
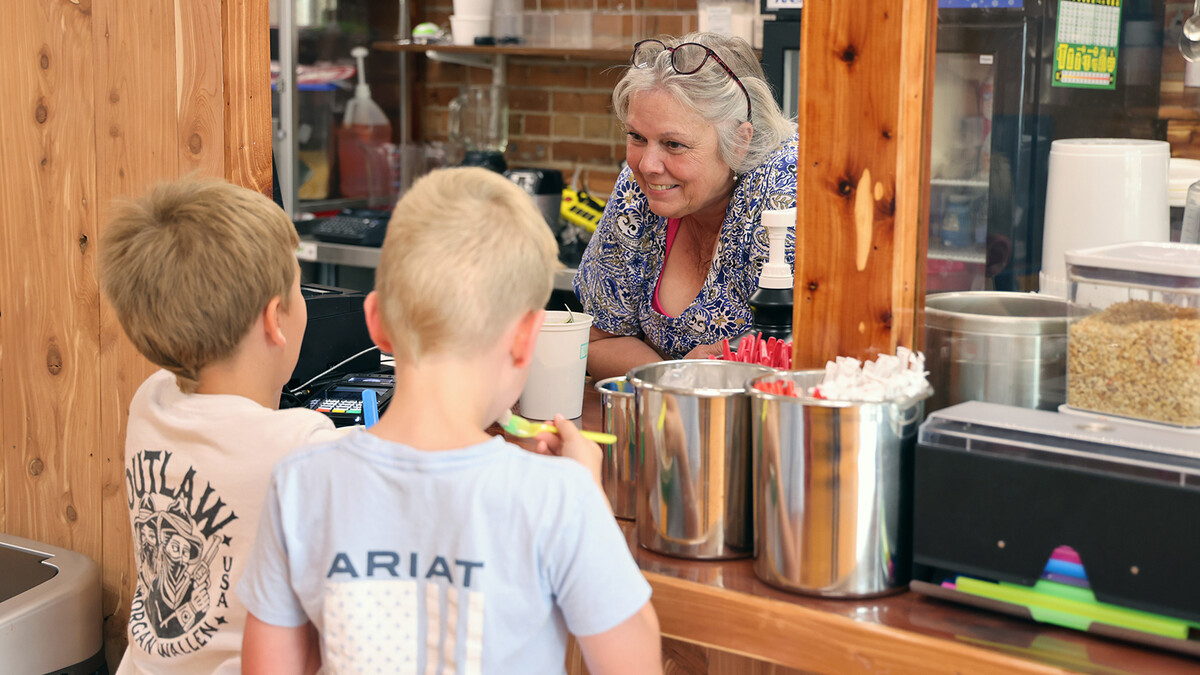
[503,386,1200,674]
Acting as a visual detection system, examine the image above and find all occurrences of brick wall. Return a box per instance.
[412,0,700,196]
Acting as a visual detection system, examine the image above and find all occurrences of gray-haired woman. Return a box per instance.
[574,32,799,381]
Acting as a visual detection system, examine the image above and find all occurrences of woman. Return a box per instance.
[574,32,798,381]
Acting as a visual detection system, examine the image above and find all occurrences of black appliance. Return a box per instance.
[286,284,379,396]
[760,0,802,117]
[311,209,390,247]
[505,168,565,235]
[912,401,1200,658]
[760,0,1164,293]
[462,149,507,174]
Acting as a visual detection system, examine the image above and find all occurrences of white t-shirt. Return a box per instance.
[238,431,652,674]
[116,369,345,675]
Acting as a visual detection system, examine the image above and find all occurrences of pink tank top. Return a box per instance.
[651,218,683,318]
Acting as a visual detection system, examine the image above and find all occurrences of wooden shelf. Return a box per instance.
[372,40,630,62]
[1159,77,1200,121]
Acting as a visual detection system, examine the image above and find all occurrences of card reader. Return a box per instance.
[306,374,395,427]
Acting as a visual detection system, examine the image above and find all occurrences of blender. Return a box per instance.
[448,85,509,173]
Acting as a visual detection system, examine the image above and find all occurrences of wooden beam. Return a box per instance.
[222,0,273,194]
[179,0,226,177]
[792,0,936,366]
[0,0,103,584]
[93,0,181,664]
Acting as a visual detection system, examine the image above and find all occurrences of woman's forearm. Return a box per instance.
[587,335,665,381]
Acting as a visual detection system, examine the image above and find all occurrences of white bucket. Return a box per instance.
[1040,139,1170,298]
[449,14,492,46]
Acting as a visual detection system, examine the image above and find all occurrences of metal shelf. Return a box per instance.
[928,243,986,265]
[297,197,369,214]
[931,178,989,189]
[297,236,579,291]
[296,238,381,268]
[372,40,631,62]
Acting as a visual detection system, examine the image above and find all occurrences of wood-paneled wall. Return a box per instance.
[0,1,270,667]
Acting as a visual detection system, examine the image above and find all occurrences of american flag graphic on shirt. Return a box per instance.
[322,580,485,675]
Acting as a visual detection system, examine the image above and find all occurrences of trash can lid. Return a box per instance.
[0,541,57,605]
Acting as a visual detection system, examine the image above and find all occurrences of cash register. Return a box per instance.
[283,284,393,426]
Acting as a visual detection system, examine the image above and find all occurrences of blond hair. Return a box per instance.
[99,178,299,392]
[375,167,559,363]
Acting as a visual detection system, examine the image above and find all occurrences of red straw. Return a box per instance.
[715,335,793,369]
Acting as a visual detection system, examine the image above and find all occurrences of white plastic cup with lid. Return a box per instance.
[449,14,492,46]
[452,0,493,17]
[519,310,593,420]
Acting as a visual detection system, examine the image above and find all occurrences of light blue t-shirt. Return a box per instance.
[237,430,651,674]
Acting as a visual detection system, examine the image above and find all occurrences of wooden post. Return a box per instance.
[1,1,270,666]
[792,0,937,366]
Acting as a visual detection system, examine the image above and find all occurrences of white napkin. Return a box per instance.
[810,347,928,402]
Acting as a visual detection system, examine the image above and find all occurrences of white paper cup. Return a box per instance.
[450,14,492,46]
[519,310,593,420]
[452,0,494,18]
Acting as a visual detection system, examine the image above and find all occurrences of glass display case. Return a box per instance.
[762,1,1165,294]
[271,0,398,216]
[928,14,1021,293]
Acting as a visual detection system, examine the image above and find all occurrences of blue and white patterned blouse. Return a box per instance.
[574,134,798,359]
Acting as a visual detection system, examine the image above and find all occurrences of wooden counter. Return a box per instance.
[506,385,1200,675]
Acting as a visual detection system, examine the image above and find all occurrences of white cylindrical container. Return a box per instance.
[452,0,493,18]
[449,14,492,46]
[519,311,592,420]
[1040,139,1170,298]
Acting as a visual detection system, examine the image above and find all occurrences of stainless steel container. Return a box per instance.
[748,370,931,597]
[595,376,637,520]
[627,360,772,559]
[925,291,1068,414]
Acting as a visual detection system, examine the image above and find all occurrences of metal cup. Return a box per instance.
[595,376,637,520]
[748,370,931,597]
[627,360,773,559]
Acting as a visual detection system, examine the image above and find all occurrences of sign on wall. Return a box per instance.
[1053,0,1122,89]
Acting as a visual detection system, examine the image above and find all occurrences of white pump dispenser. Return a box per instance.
[748,207,796,342]
[337,46,392,201]
[344,47,388,128]
[758,207,796,289]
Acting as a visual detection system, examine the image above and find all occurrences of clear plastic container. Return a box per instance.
[697,0,757,46]
[337,47,393,200]
[551,12,592,49]
[1182,179,1200,245]
[1065,242,1200,427]
[271,83,337,200]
